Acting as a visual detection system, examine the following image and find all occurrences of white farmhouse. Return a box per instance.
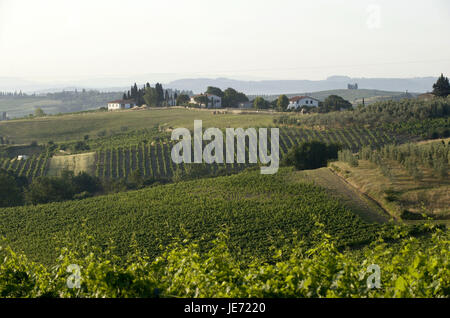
[287,96,320,110]
[107,99,136,111]
[190,94,222,108]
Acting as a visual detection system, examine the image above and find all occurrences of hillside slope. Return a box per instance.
[0,168,381,265]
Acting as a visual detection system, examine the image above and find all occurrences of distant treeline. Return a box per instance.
[275,97,450,132]
[123,82,192,107]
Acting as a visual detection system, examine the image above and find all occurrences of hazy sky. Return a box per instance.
[0,0,449,82]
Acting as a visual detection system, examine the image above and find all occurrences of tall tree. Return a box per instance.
[253,96,269,109]
[322,95,352,112]
[155,83,165,106]
[222,88,249,107]
[143,86,159,107]
[432,74,450,97]
[176,94,190,106]
[276,95,290,111]
[165,90,170,105]
[34,107,45,117]
[206,86,224,97]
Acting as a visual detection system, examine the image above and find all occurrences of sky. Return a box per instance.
[0,0,449,84]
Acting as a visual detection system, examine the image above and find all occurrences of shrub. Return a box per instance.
[283,141,341,170]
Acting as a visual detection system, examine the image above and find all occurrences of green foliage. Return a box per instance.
[143,87,159,107]
[205,86,224,98]
[193,94,209,106]
[0,169,24,207]
[283,141,340,170]
[222,88,248,108]
[276,95,290,111]
[362,141,449,181]
[253,97,270,109]
[176,94,190,106]
[24,171,101,205]
[291,98,450,128]
[321,95,353,112]
[0,225,447,298]
[34,108,45,117]
[0,168,383,265]
[432,73,450,98]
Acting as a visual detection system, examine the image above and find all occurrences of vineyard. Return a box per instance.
[0,152,50,180]
[0,126,408,181]
[0,167,390,265]
[93,127,407,180]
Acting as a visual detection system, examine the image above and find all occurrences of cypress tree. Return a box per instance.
[432,74,450,97]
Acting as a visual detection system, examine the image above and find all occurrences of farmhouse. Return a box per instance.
[107,99,136,111]
[287,96,320,110]
[190,94,222,108]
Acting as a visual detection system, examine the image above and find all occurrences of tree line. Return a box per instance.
[122,82,192,107]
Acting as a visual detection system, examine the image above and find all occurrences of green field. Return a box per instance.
[0,167,385,265]
[0,108,275,144]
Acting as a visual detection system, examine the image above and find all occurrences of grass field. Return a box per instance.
[331,160,450,222]
[0,108,276,144]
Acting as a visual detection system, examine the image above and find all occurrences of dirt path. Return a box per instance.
[291,168,391,223]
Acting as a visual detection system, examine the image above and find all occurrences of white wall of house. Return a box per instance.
[287,97,319,110]
[108,102,135,111]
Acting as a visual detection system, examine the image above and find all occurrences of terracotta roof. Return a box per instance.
[289,96,319,102]
[108,99,136,104]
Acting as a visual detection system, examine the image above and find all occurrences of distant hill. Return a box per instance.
[250,89,418,104]
[0,91,122,119]
[166,76,436,95]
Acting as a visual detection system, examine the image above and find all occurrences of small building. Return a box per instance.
[287,96,320,110]
[107,99,136,111]
[190,94,222,108]
[17,155,29,161]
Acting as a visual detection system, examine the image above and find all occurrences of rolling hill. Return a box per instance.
[0,167,383,265]
[250,89,417,104]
